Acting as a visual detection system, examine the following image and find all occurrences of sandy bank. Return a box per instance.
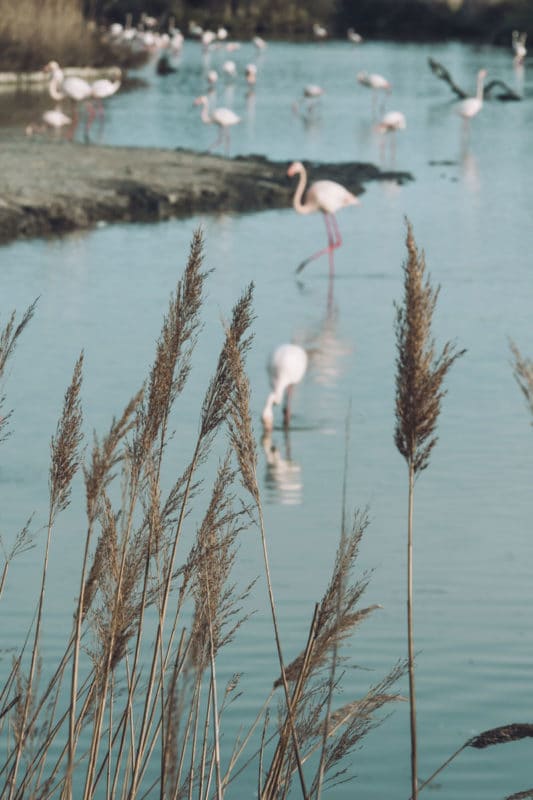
[0,134,412,245]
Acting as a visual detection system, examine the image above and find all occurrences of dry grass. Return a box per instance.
[0,0,136,71]
[394,218,465,800]
[0,229,402,799]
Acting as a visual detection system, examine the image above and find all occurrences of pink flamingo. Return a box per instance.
[262,344,308,431]
[287,161,360,275]
[376,110,406,162]
[193,95,241,154]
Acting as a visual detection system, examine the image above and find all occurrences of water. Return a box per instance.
[2,40,533,798]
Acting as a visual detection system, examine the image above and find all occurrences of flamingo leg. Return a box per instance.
[283,385,294,428]
[296,213,340,274]
[208,127,223,152]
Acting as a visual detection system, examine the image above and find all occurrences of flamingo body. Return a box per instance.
[456,68,487,120]
[378,110,406,132]
[194,95,241,154]
[91,78,121,101]
[357,71,391,91]
[262,344,308,431]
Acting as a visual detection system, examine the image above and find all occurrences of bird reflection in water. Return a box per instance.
[460,149,480,193]
[262,431,303,505]
[305,283,352,389]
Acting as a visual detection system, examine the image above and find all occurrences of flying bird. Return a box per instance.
[287,161,360,275]
[262,344,308,431]
[456,68,487,126]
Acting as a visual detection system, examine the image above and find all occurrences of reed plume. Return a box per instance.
[510,340,533,422]
[0,299,38,444]
[394,219,464,800]
[411,723,533,798]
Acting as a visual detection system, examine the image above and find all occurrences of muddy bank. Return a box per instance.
[0,135,412,245]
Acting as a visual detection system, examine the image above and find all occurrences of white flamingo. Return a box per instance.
[512,30,527,64]
[357,70,391,115]
[43,61,94,136]
[193,95,241,154]
[456,68,487,140]
[262,344,308,431]
[222,60,237,80]
[377,110,406,161]
[292,84,324,118]
[287,161,360,275]
[91,76,121,120]
[347,28,363,43]
[313,23,327,39]
[252,36,267,50]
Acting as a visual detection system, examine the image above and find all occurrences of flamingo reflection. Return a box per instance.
[262,431,303,506]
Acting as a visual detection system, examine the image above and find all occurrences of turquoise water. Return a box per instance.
[2,40,533,798]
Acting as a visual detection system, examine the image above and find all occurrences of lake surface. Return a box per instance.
[2,39,533,798]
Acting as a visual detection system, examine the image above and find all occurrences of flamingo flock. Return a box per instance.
[30,18,510,434]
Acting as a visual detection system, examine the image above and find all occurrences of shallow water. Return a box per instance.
[2,39,533,798]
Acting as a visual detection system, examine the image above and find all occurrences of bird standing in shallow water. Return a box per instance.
[193,95,241,155]
[43,60,94,137]
[287,161,360,275]
[262,344,308,432]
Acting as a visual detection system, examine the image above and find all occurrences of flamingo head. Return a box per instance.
[287,161,304,178]
[193,95,208,107]
[43,60,60,73]
[478,68,488,79]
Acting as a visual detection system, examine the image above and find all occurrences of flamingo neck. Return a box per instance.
[262,392,277,430]
[291,166,313,215]
[476,73,485,102]
[200,102,211,124]
[49,69,64,102]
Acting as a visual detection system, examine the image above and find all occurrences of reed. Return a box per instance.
[394,219,465,800]
[0,229,401,799]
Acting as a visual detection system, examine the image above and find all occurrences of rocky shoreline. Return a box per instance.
[0,135,412,245]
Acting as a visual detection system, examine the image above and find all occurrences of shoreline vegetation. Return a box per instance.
[1,0,532,72]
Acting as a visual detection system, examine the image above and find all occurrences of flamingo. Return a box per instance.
[357,70,391,115]
[262,344,308,431]
[252,36,267,50]
[292,84,324,118]
[512,30,527,65]
[193,95,241,154]
[245,63,257,86]
[313,23,327,39]
[376,110,406,161]
[222,60,237,80]
[347,28,363,44]
[43,61,94,136]
[456,68,487,140]
[91,75,121,120]
[287,161,360,275]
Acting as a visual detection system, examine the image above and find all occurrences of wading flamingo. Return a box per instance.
[43,61,94,136]
[512,30,527,65]
[376,110,406,161]
[292,84,324,118]
[287,161,360,275]
[262,344,308,431]
[91,75,121,120]
[193,95,241,154]
[357,70,391,115]
[456,68,487,142]
[347,28,363,44]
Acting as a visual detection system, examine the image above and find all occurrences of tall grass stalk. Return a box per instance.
[394,219,465,800]
[1,230,404,799]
